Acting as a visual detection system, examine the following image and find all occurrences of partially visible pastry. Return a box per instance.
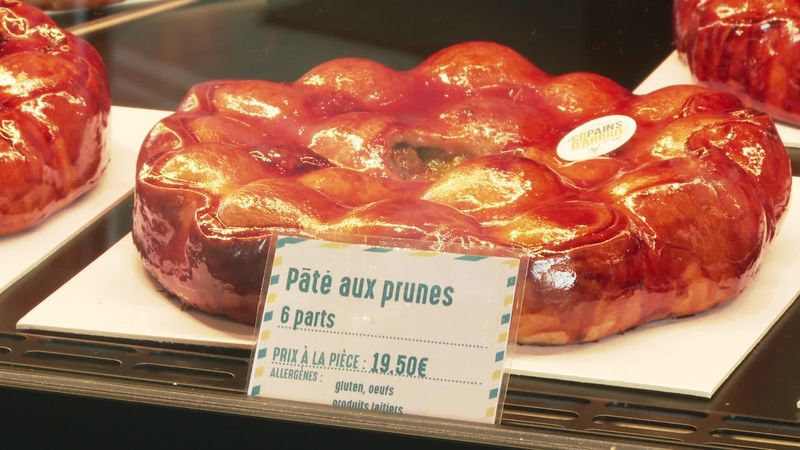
[675,0,800,124]
[0,1,110,234]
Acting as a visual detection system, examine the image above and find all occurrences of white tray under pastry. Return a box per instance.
[0,106,169,294]
[20,182,800,396]
[510,181,800,397]
[17,234,253,348]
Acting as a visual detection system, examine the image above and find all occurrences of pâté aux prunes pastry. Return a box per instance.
[133,42,791,344]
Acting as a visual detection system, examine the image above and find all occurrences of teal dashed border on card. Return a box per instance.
[364,247,393,253]
[270,274,280,285]
[276,236,306,248]
[263,311,273,322]
[257,348,267,359]
[455,255,487,262]
[251,385,261,395]
[488,273,517,412]
[506,276,517,287]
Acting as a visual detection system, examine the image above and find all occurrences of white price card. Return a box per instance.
[247,236,521,424]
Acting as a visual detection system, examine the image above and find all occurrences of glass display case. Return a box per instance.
[1,1,799,448]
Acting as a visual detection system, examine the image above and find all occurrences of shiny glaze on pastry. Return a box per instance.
[675,0,800,125]
[133,42,791,344]
[0,1,110,234]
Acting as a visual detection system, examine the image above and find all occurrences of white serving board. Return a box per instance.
[0,106,169,294]
[20,181,800,393]
[510,183,800,397]
[17,99,800,398]
[634,50,800,148]
[17,235,253,348]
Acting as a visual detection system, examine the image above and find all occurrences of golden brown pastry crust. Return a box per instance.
[675,0,800,125]
[0,1,110,234]
[133,42,791,344]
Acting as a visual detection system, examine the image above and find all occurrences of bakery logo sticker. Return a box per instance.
[556,115,637,162]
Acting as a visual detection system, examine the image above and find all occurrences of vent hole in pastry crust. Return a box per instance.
[390,142,471,180]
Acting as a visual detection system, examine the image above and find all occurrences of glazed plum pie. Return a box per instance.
[133,42,791,344]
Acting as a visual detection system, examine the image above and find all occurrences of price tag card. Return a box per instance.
[247,236,521,424]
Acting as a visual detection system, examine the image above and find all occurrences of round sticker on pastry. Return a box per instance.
[556,115,636,162]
